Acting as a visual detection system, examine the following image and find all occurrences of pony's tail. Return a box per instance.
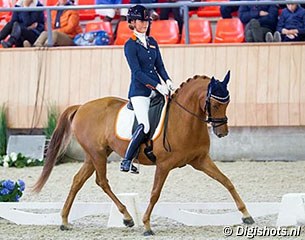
[32,105,80,193]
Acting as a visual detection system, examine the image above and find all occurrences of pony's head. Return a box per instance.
[204,71,230,138]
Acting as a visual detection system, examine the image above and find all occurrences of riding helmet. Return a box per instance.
[127,5,150,23]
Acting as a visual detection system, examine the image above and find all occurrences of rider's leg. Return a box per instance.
[120,96,150,173]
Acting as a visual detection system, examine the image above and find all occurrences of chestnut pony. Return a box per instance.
[33,71,254,236]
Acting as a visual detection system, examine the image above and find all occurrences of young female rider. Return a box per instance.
[120,4,174,173]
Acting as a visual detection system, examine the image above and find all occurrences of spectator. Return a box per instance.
[24,0,82,47]
[220,0,240,18]
[238,0,278,42]
[0,0,44,48]
[95,0,128,21]
[159,0,183,34]
[276,3,305,42]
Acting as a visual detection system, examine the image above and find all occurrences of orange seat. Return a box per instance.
[214,18,244,43]
[46,0,58,6]
[0,0,12,21]
[78,0,97,20]
[85,21,114,43]
[197,0,228,17]
[181,19,212,44]
[150,20,179,44]
[114,21,132,45]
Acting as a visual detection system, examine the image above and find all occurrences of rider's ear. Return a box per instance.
[223,70,230,85]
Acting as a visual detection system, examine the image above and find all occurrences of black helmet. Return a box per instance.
[127,5,150,23]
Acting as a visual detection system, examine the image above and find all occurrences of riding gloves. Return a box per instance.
[166,79,175,91]
[156,83,169,96]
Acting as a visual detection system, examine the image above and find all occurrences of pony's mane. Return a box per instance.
[171,75,210,99]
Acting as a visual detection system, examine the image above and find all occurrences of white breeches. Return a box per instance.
[130,96,151,134]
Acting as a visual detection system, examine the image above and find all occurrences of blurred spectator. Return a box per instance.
[276,3,305,42]
[220,0,240,18]
[24,0,82,47]
[159,0,183,34]
[238,0,278,42]
[95,0,128,21]
[0,0,44,48]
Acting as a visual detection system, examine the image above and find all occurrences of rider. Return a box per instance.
[120,4,174,173]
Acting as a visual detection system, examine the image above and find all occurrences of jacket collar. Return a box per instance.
[132,33,150,49]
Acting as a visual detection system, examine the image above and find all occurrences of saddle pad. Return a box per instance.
[115,100,168,141]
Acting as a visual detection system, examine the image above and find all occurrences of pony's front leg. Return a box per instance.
[60,158,95,230]
[189,155,255,224]
[142,165,170,236]
[93,153,135,228]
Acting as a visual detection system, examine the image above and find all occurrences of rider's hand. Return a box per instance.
[166,79,175,91]
[156,83,169,96]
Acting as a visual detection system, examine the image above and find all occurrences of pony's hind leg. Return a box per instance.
[60,156,95,230]
[189,155,255,224]
[92,150,135,227]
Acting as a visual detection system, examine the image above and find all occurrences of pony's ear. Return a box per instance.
[223,70,230,85]
[210,76,216,86]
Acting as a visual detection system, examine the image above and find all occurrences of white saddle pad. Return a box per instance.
[115,101,168,141]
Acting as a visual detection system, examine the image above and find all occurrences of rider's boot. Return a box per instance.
[120,124,146,174]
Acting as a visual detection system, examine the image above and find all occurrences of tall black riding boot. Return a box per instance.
[1,22,21,48]
[120,124,147,173]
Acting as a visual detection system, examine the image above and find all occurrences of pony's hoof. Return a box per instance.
[123,219,134,228]
[242,216,255,225]
[143,230,155,236]
[60,224,71,231]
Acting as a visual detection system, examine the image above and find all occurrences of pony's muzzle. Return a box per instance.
[213,126,228,138]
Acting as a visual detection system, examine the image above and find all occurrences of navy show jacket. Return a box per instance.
[124,36,170,98]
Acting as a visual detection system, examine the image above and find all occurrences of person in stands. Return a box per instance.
[276,3,305,42]
[24,0,82,47]
[120,5,174,173]
[0,0,44,48]
[238,0,278,42]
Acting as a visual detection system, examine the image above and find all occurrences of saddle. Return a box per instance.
[127,93,166,162]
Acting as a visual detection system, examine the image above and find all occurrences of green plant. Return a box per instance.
[43,104,59,139]
[0,104,7,156]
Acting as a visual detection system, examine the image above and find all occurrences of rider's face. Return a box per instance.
[133,20,149,34]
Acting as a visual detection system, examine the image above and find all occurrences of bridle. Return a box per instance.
[204,93,230,128]
[171,89,230,128]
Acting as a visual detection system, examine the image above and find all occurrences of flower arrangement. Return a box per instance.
[0,152,44,168]
[0,179,25,202]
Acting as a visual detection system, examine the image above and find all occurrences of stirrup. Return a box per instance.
[130,164,139,174]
